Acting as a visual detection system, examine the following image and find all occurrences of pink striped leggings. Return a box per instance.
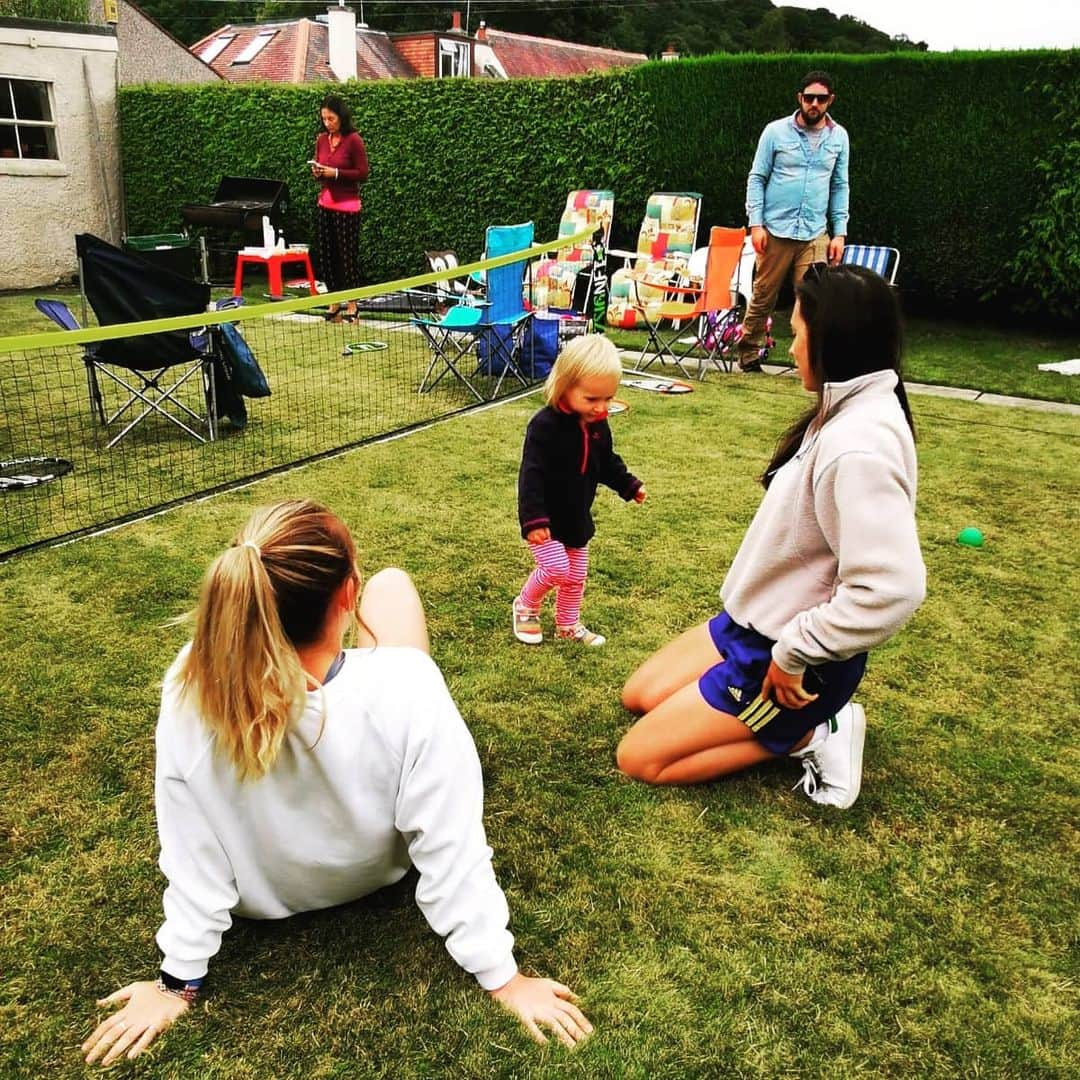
[518,539,589,627]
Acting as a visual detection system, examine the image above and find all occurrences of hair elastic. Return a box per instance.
[241,540,261,557]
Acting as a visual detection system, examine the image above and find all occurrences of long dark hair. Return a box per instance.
[318,94,356,136]
[762,263,914,487]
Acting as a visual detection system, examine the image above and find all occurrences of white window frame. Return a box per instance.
[232,31,276,65]
[199,35,236,64]
[438,39,470,78]
[0,76,60,163]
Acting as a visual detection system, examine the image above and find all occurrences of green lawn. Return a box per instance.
[1,373,1076,1078]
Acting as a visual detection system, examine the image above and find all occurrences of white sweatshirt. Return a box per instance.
[154,645,517,991]
[722,369,926,673]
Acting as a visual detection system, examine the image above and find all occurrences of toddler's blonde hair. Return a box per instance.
[543,334,622,406]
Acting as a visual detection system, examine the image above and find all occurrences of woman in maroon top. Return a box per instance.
[311,95,369,322]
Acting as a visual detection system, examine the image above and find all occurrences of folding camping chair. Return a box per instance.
[636,226,746,378]
[527,189,614,326]
[475,221,536,398]
[36,235,231,448]
[606,192,702,330]
[841,244,900,285]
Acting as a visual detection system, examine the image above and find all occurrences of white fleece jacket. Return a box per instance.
[721,368,926,673]
[154,645,517,991]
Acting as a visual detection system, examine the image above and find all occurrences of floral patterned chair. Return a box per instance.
[605,192,702,330]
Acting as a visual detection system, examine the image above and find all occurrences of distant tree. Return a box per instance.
[751,9,790,53]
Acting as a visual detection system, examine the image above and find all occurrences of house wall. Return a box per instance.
[88,0,221,86]
[0,20,121,289]
[393,34,435,77]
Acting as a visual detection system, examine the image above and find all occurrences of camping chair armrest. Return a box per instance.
[607,247,639,270]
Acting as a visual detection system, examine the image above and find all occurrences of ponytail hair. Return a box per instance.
[762,262,913,487]
[177,500,358,780]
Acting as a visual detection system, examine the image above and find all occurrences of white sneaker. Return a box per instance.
[791,703,866,808]
[555,622,606,647]
[512,601,543,645]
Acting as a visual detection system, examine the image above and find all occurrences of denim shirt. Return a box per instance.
[745,113,850,241]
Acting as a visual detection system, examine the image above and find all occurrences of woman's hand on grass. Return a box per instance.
[82,981,189,1066]
[762,659,818,710]
[490,972,593,1048]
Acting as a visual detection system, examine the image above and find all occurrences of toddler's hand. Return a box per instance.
[633,487,647,503]
[526,527,551,544]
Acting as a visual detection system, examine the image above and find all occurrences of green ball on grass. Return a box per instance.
[956,526,984,548]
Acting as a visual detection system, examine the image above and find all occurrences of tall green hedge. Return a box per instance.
[119,50,1078,317]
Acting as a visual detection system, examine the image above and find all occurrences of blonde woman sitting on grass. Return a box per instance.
[82,500,591,1066]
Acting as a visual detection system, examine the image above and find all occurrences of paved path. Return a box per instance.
[616,352,1080,418]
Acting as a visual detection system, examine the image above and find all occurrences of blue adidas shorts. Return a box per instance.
[699,611,867,754]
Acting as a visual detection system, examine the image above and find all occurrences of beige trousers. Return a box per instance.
[737,231,828,366]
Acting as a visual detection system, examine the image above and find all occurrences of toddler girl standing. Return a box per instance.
[514,335,646,647]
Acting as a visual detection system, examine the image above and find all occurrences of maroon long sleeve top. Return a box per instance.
[314,130,369,207]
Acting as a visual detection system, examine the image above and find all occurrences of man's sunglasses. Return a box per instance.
[800,92,832,104]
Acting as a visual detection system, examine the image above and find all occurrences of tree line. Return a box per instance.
[107,1,928,55]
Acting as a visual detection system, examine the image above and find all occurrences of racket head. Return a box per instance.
[342,341,389,356]
[606,399,630,416]
[0,456,74,490]
[620,377,694,394]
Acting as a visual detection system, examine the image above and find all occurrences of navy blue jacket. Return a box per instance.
[518,405,641,548]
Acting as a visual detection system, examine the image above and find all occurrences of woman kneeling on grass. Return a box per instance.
[83,500,591,1066]
[617,264,926,807]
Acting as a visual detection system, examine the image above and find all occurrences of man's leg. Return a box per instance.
[791,233,830,285]
[737,233,799,369]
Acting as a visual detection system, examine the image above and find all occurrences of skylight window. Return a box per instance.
[232,31,276,65]
[199,35,236,64]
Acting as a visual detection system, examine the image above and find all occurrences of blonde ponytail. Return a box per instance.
[177,501,357,780]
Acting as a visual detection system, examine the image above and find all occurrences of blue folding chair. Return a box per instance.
[476,221,536,398]
[841,244,900,285]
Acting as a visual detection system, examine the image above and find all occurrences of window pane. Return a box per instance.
[0,125,18,158]
[0,80,14,120]
[232,31,275,64]
[21,124,58,160]
[11,79,52,123]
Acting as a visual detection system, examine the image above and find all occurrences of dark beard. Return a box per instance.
[799,106,826,128]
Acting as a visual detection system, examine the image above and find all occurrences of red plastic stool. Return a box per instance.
[234,250,318,298]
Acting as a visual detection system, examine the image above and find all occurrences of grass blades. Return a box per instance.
[1,374,1077,1077]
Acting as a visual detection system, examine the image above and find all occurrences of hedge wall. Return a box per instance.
[119,50,1078,318]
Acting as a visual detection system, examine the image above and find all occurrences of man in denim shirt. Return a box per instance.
[738,71,849,372]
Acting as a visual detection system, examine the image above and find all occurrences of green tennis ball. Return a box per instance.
[957,527,984,548]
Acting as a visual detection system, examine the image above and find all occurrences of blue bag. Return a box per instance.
[220,322,271,398]
[522,317,559,379]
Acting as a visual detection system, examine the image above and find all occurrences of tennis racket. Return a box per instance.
[342,341,389,356]
[620,377,694,394]
[0,456,73,490]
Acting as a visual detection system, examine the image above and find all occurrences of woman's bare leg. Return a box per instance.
[616,680,777,784]
[622,621,721,714]
[356,567,429,654]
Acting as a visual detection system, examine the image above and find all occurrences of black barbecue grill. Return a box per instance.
[181,176,290,238]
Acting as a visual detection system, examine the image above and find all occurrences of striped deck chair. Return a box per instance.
[841,244,900,285]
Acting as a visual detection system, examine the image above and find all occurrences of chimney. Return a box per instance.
[661,43,680,62]
[327,4,357,82]
[450,10,463,33]
[476,20,487,41]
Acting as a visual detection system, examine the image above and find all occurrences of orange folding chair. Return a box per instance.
[637,226,746,378]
